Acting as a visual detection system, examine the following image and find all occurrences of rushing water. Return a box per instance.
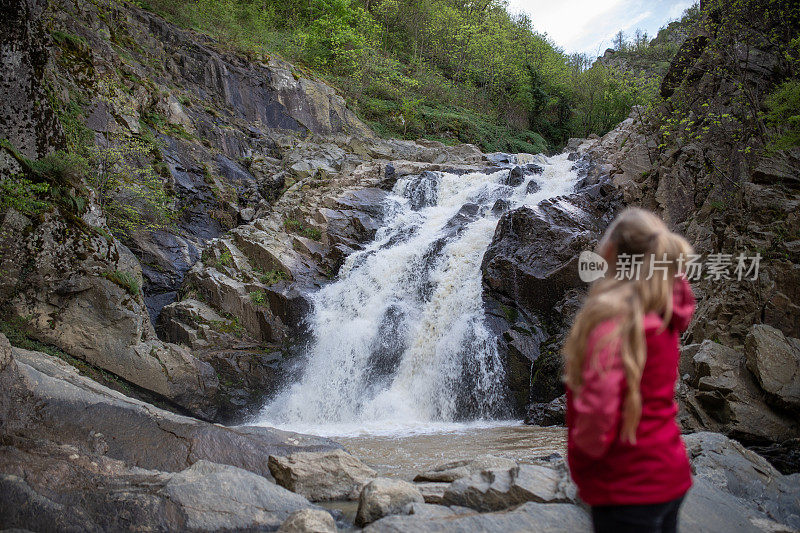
[257,153,579,437]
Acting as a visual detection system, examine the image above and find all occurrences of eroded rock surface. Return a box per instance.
[268,448,378,501]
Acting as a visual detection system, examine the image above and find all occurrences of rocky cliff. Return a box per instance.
[519,1,800,467]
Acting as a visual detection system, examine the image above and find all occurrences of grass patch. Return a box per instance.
[102,270,141,296]
[255,268,288,285]
[283,218,322,241]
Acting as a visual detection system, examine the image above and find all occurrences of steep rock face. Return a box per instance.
[0,0,64,158]
[45,0,375,326]
[481,173,623,413]
[0,203,221,420]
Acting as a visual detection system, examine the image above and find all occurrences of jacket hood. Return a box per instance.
[644,275,696,333]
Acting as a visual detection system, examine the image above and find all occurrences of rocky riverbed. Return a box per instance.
[2,0,800,530]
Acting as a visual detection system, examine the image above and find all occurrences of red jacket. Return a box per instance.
[566,276,695,506]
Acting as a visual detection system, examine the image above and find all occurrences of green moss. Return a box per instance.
[50,30,88,51]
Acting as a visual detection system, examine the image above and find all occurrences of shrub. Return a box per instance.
[249,290,268,306]
[215,251,233,269]
[764,79,800,151]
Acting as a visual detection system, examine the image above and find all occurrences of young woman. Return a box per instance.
[564,208,695,533]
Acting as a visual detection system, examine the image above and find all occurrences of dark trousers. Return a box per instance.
[591,495,685,533]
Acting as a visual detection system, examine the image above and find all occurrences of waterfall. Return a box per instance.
[257,153,579,436]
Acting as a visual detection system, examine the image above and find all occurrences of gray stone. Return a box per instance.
[356,478,425,526]
[278,509,338,532]
[162,460,313,531]
[413,455,518,483]
[679,478,766,533]
[364,501,590,532]
[684,432,800,530]
[414,482,450,504]
[7,347,338,477]
[441,464,569,512]
[678,340,800,442]
[745,324,800,411]
[269,449,377,501]
[401,502,474,519]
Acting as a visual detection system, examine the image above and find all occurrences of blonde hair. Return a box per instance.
[563,208,693,443]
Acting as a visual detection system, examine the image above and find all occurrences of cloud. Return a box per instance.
[507,0,695,57]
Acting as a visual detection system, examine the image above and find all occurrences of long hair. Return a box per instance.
[563,208,693,443]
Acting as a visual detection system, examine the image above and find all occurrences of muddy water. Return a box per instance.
[334,423,567,480]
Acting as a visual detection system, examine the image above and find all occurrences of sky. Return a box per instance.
[506,0,696,58]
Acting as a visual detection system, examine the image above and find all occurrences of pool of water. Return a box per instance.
[333,422,567,480]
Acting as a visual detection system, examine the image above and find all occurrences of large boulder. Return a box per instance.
[1,208,220,420]
[525,395,567,426]
[268,449,377,501]
[482,180,622,414]
[6,346,338,477]
[745,324,800,412]
[684,432,800,530]
[355,478,425,526]
[0,442,319,532]
[161,460,314,531]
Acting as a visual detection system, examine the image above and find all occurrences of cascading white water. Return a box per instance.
[257,153,580,436]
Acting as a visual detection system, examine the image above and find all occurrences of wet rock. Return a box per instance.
[525,179,541,194]
[400,171,440,210]
[413,455,518,483]
[268,449,377,501]
[364,501,590,532]
[504,166,525,187]
[745,324,800,412]
[491,199,510,216]
[0,0,63,158]
[441,464,569,512]
[356,478,425,526]
[482,192,618,319]
[748,439,800,475]
[524,163,544,175]
[485,152,516,166]
[525,395,566,426]
[279,509,338,533]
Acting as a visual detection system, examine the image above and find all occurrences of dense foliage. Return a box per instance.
[136,0,685,152]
